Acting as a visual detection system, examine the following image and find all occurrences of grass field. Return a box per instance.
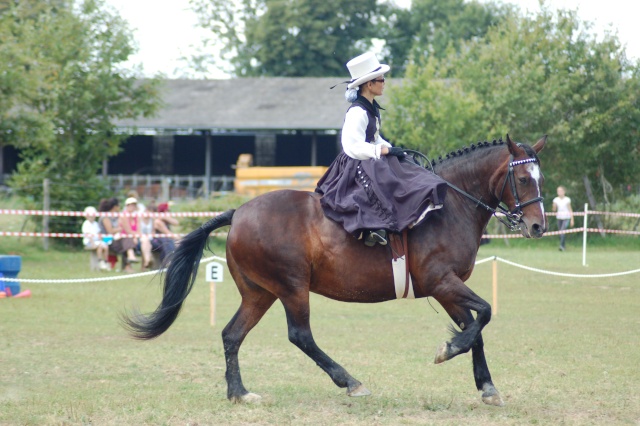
[1,234,640,425]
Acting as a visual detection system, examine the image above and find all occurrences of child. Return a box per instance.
[82,206,110,271]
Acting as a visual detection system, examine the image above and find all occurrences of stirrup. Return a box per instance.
[365,230,388,246]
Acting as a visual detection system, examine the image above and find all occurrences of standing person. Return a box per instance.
[316,52,447,246]
[552,186,574,251]
[81,206,110,271]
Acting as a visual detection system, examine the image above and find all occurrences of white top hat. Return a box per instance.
[346,52,390,89]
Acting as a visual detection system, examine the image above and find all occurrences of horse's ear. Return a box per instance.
[506,134,518,155]
[532,135,547,153]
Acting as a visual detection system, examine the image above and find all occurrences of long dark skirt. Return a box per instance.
[316,153,448,235]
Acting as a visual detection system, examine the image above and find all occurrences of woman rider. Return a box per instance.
[316,52,447,246]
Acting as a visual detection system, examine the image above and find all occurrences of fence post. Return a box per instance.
[492,256,498,316]
[582,203,588,266]
[162,178,170,201]
[43,178,50,251]
[204,132,212,199]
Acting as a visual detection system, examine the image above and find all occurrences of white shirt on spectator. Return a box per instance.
[553,196,572,220]
[82,220,102,247]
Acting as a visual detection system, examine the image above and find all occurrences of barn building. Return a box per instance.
[1,78,355,196]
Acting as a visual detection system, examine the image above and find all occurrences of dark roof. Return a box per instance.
[115,78,353,133]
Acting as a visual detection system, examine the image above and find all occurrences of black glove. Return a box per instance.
[387,147,406,158]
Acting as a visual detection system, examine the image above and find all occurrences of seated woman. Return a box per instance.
[139,200,157,269]
[98,197,138,273]
[151,202,179,263]
[121,197,153,269]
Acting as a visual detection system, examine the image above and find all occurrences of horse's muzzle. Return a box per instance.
[522,222,545,239]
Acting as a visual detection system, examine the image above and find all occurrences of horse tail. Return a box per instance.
[122,209,235,340]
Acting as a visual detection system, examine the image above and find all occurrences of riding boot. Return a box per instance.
[364,229,388,246]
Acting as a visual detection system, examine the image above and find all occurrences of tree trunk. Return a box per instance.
[582,175,606,237]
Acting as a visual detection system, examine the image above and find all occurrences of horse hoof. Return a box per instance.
[347,384,371,397]
[481,384,504,406]
[434,342,449,364]
[230,392,262,404]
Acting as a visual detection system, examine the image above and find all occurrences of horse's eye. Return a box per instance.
[519,177,527,184]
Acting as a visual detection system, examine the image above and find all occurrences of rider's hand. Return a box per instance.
[387,147,406,158]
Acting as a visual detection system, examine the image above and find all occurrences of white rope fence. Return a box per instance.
[472,255,640,315]
[0,255,227,284]
[476,256,640,278]
[3,254,637,320]
[3,254,638,284]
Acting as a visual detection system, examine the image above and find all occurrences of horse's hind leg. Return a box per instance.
[438,303,503,406]
[222,277,277,404]
[280,292,370,397]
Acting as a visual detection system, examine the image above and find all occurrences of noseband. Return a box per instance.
[404,149,543,232]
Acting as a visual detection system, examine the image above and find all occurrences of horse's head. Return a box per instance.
[497,134,547,238]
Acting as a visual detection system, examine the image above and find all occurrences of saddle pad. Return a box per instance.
[388,231,415,299]
[392,255,415,299]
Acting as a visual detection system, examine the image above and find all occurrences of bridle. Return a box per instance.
[403,149,543,232]
[493,156,543,230]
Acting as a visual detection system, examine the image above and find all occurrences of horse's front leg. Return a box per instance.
[280,291,370,397]
[431,276,504,406]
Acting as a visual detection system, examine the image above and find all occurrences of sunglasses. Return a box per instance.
[371,78,385,84]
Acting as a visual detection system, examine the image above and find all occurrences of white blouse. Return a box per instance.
[341,106,391,160]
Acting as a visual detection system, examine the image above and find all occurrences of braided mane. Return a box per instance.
[431,138,505,168]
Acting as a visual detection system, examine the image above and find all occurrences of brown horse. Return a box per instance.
[124,135,547,407]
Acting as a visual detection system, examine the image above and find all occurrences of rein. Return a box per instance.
[403,149,542,232]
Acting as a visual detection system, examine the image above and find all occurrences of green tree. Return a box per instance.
[190,0,381,77]
[190,0,510,78]
[380,0,512,75]
[0,0,161,238]
[384,61,487,156]
[385,6,640,206]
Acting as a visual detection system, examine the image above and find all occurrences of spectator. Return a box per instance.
[120,197,151,268]
[126,189,146,213]
[552,186,574,251]
[81,206,110,271]
[139,199,158,269]
[152,201,179,263]
[98,197,139,272]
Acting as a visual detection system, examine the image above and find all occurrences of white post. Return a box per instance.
[582,203,588,266]
[204,132,212,199]
[206,261,224,326]
[492,257,498,316]
[210,282,216,326]
[43,178,50,251]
